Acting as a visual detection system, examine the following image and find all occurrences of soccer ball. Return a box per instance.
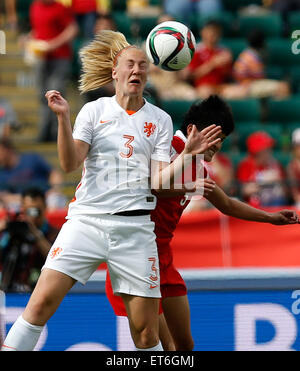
[145,21,196,71]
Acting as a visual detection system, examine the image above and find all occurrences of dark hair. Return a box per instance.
[95,13,114,23]
[180,95,235,137]
[0,138,15,151]
[22,187,46,204]
[202,19,222,31]
[247,29,265,50]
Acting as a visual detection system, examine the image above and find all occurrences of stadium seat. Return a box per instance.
[110,0,127,11]
[220,134,235,152]
[226,99,261,122]
[266,38,298,67]
[134,16,158,39]
[161,99,196,124]
[236,122,282,151]
[221,38,247,60]
[190,12,236,38]
[229,151,247,169]
[237,14,283,38]
[274,151,292,168]
[286,122,300,136]
[149,0,163,5]
[289,66,300,93]
[288,12,300,35]
[265,65,286,80]
[267,96,300,122]
[173,121,182,132]
[112,12,133,39]
[71,38,85,78]
[222,0,261,12]
[16,0,34,32]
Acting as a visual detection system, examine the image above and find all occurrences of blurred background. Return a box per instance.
[1,0,300,351]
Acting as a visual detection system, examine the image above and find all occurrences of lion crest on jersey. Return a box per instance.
[144,122,156,137]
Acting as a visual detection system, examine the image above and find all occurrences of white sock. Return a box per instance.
[1,315,43,351]
[136,341,163,351]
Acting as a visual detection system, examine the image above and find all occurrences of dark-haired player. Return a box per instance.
[106,95,300,350]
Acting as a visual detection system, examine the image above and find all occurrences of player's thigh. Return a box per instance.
[108,215,160,299]
[162,295,194,350]
[23,268,76,326]
[44,217,107,285]
[121,294,160,331]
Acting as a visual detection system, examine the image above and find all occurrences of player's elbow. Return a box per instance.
[60,161,78,173]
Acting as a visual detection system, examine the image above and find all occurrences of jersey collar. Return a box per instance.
[172,130,186,154]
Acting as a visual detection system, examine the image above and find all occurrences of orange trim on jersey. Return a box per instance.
[126,110,136,116]
[69,164,86,204]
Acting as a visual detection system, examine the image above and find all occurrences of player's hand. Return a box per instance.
[184,124,222,157]
[193,178,216,197]
[45,90,70,116]
[269,210,300,225]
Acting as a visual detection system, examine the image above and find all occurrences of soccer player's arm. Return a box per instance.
[45,90,91,173]
[206,184,300,225]
[151,122,221,193]
[57,117,90,173]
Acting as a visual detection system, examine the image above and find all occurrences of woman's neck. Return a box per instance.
[115,93,145,112]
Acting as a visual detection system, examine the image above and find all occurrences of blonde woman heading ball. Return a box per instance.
[1,30,221,351]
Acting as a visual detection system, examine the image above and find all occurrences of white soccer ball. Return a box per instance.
[145,21,196,71]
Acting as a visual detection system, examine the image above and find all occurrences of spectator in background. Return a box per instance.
[185,151,235,212]
[29,0,78,142]
[224,29,290,99]
[0,98,18,139]
[94,12,116,34]
[287,128,300,208]
[195,0,223,16]
[183,20,232,99]
[163,0,192,24]
[4,0,17,30]
[0,188,59,292]
[163,0,222,25]
[72,0,98,40]
[83,13,117,102]
[205,152,235,194]
[46,170,67,210]
[0,139,54,195]
[237,131,288,207]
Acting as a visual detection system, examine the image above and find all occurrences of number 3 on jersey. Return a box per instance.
[120,135,134,158]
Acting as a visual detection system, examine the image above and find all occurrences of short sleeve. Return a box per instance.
[151,114,173,163]
[57,3,75,28]
[73,103,94,145]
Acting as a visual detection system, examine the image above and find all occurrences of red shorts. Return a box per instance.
[105,245,187,317]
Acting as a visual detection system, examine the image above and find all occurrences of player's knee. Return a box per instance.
[25,295,55,325]
[135,326,159,349]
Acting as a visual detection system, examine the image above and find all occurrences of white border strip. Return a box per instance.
[89,267,300,282]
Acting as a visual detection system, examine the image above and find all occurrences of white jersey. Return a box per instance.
[67,96,173,217]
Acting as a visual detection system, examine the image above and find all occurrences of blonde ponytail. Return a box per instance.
[79,30,130,94]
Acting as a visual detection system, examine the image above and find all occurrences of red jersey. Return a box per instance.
[72,0,97,14]
[105,130,209,316]
[188,43,232,87]
[30,1,75,59]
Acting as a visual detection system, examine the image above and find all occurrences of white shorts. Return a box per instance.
[42,214,161,298]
